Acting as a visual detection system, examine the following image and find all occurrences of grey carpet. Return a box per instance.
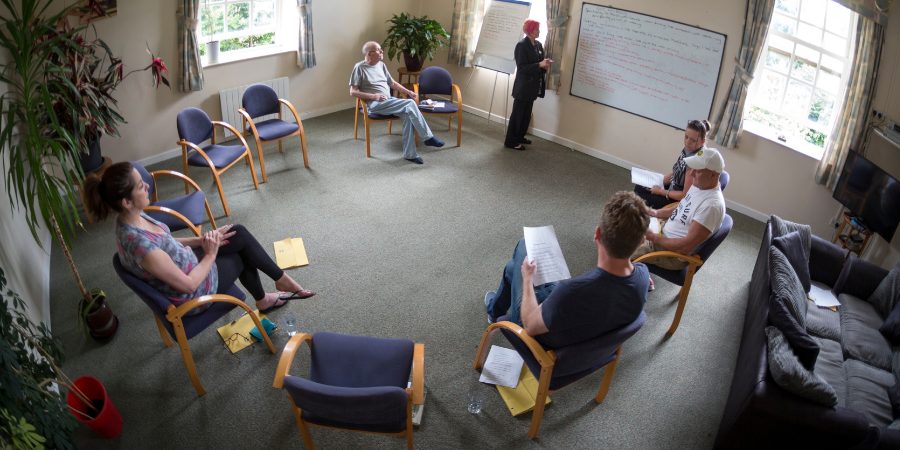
[51,108,762,449]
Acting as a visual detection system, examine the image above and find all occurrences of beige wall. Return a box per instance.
[93,0,418,163]
[424,0,900,266]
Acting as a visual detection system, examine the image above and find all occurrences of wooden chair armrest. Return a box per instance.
[212,120,253,151]
[413,83,419,99]
[150,170,204,194]
[142,206,200,236]
[474,321,555,371]
[179,140,216,167]
[272,332,314,388]
[633,250,703,267]
[411,342,425,405]
[165,293,247,321]
[452,83,462,105]
[278,98,302,124]
[236,109,257,136]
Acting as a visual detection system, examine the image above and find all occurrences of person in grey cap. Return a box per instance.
[633,147,726,272]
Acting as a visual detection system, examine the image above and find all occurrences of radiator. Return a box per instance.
[218,76,290,139]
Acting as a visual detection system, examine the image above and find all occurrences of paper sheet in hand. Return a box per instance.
[274,237,309,269]
[523,226,571,286]
[648,217,661,234]
[497,366,552,416]
[808,281,840,308]
[479,345,524,388]
[216,310,268,353]
[631,167,665,189]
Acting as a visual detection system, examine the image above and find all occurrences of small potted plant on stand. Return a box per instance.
[201,0,221,64]
[382,13,450,72]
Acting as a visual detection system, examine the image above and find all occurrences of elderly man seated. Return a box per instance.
[349,40,444,165]
[633,147,726,276]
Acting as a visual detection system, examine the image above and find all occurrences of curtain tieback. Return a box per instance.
[733,63,754,85]
[178,15,199,31]
[549,15,569,27]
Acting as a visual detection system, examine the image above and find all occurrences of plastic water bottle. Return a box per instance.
[283,314,298,337]
[467,390,483,414]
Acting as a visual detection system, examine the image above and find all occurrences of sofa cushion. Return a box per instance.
[806,302,841,341]
[841,293,892,371]
[845,359,894,427]
[869,262,900,318]
[771,215,811,256]
[881,299,900,346]
[890,381,900,419]
[813,336,846,407]
[773,231,811,293]
[769,293,819,370]
[766,326,837,407]
[770,246,808,326]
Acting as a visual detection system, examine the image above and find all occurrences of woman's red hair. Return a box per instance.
[523,19,540,35]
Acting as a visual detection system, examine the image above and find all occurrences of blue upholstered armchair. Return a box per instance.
[132,161,216,237]
[634,213,733,337]
[353,97,399,159]
[413,66,462,147]
[273,331,425,449]
[474,312,646,439]
[176,107,259,217]
[113,254,275,396]
[238,84,309,182]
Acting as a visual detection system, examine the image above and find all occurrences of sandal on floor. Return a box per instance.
[279,289,316,300]
[259,297,289,314]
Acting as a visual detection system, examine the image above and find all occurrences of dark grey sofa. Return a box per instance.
[715,217,900,449]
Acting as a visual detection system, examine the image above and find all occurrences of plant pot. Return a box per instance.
[82,291,119,341]
[403,52,425,72]
[79,139,103,173]
[66,376,122,439]
[206,41,220,64]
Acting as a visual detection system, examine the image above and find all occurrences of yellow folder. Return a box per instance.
[274,237,309,269]
[496,366,552,416]
[216,309,268,354]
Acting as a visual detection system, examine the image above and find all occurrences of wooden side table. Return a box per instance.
[832,211,873,256]
[397,67,422,94]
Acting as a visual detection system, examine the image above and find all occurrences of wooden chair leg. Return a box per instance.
[278,140,284,154]
[406,396,414,450]
[204,200,217,230]
[211,171,230,216]
[456,111,462,147]
[472,327,495,370]
[292,405,315,450]
[528,367,553,439]
[667,267,697,337]
[172,319,205,396]
[595,347,622,403]
[364,118,372,158]
[246,153,259,190]
[255,139,268,184]
[354,102,360,140]
[154,316,173,347]
[298,132,309,168]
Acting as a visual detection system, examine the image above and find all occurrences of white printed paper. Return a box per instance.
[479,345,525,388]
[809,281,840,308]
[648,217,661,235]
[523,226,571,286]
[631,167,665,189]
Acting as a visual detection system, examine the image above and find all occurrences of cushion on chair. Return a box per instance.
[812,336,846,407]
[187,143,247,168]
[283,376,408,433]
[148,191,209,232]
[176,107,214,143]
[420,103,459,114]
[765,326,837,407]
[253,118,299,141]
[845,359,895,427]
[309,332,414,389]
[768,293,819,370]
[770,246,808,327]
[241,84,280,118]
[805,298,841,340]
[773,231,812,293]
[840,293,892,371]
[367,110,399,120]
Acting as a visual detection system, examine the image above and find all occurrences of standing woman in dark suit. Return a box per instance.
[504,19,553,150]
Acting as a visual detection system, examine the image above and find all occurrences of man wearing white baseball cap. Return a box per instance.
[633,147,726,270]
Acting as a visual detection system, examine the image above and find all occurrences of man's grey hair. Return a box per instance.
[362,41,379,55]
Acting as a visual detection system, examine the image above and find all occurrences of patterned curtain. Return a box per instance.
[177,0,204,92]
[296,0,316,68]
[543,0,571,91]
[448,0,486,67]
[709,0,775,147]
[832,0,889,25]
[815,17,884,189]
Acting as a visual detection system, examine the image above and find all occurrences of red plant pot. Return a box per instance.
[66,376,122,439]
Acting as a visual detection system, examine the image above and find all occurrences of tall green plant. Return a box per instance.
[382,13,450,62]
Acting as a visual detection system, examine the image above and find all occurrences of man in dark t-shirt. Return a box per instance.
[485,191,650,347]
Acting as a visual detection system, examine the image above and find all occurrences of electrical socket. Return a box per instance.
[872,109,885,120]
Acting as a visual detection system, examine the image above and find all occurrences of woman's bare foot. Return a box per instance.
[274,274,303,293]
[257,292,287,312]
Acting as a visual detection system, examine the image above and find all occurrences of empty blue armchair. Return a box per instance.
[273,331,425,449]
[413,66,462,147]
[132,161,216,237]
[474,312,646,439]
[239,84,309,182]
[113,254,275,396]
[176,107,259,217]
[634,213,733,336]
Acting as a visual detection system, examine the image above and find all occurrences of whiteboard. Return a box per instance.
[570,4,726,129]
[473,0,531,74]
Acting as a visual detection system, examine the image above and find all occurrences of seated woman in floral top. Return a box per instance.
[84,162,313,314]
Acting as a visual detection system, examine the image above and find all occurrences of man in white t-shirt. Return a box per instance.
[632,147,726,270]
[349,41,444,165]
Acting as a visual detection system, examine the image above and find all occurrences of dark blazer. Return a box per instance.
[511,37,546,101]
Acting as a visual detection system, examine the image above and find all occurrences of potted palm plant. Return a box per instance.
[382,13,450,72]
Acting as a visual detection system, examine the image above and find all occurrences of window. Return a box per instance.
[743,0,857,159]
[198,0,284,60]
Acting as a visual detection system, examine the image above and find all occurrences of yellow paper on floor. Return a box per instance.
[274,237,309,269]
[216,309,267,354]
[496,366,551,416]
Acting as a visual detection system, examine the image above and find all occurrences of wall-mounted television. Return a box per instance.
[832,150,900,242]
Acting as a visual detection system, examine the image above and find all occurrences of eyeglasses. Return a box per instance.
[223,332,252,358]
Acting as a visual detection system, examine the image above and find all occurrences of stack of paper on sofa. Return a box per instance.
[716,215,900,448]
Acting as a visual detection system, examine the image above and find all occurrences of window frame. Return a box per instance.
[199,0,295,67]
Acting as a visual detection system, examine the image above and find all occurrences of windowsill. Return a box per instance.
[742,121,825,160]
[202,45,294,68]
